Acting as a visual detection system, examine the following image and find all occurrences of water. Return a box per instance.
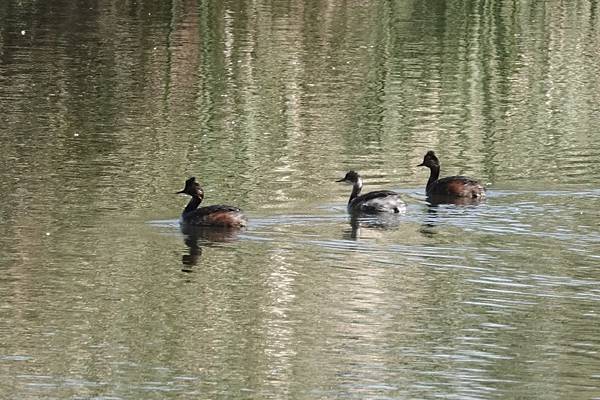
[2,1,600,399]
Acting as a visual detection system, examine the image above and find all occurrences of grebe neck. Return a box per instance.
[349,177,363,204]
[183,195,203,216]
[426,165,440,192]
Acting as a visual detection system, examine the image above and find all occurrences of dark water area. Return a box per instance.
[2,1,600,399]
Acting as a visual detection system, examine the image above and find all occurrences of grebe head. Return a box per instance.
[336,170,361,184]
[176,177,203,197]
[417,151,440,169]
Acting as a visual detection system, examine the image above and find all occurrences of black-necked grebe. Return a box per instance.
[337,171,406,214]
[176,177,247,227]
[417,151,485,199]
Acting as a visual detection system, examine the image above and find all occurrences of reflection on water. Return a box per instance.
[180,223,242,272]
[420,197,487,237]
[344,213,406,241]
[1,0,600,399]
[426,194,487,207]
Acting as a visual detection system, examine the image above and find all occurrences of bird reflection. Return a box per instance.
[420,203,441,237]
[419,196,486,237]
[180,223,241,272]
[344,213,403,240]
[426,194,486,206]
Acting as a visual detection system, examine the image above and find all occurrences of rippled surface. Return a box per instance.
[2,1,600,399]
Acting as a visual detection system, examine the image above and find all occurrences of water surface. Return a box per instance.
[2,1,600,399]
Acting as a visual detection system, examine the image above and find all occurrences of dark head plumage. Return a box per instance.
[176,177,203,197]
[418,151,440,168]
[336,170,360,184]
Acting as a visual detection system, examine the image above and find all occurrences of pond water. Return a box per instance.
[2,1,600,399]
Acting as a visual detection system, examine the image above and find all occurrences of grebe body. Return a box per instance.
[417,151,485,199]
[177,177,247,228]
[337,171,406,214]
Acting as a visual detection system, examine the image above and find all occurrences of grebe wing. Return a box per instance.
[436,176,482,186]
[187,204,242,218]
[198,204,242,215]
[354,190,398,203]
[431,176,485,197]
[351,190,405,213]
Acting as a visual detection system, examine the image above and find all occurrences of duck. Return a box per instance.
[417,151,485,199]
[337,170,406,214]
[176,177,247,227]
